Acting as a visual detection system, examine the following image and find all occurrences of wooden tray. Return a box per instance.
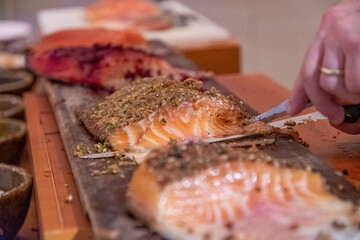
[25,73,360,240]
[27,42,360,239]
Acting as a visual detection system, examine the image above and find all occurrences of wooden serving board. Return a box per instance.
[37,44,360,240]
[25,74,360,240]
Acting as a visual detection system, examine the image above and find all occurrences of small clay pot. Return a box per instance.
[0,94,24,119]
[0,70,34,95]
[0,118,27,165]
[0,163,32,240]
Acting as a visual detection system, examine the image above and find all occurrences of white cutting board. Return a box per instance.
[37,1,231,48]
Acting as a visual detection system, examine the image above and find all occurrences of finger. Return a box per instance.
[301,39,344,124]
[288,39,322,115]
[288,76,309,115]
[304,75,345,125]
[344,50,360,96]
[288,9,335,116]
[319,46,360,103]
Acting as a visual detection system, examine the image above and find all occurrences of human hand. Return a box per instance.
[287,0,360,134]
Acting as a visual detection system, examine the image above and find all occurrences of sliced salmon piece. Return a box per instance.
[108,98,271,151]
[28,45,210,90]
[85,0,171,31]
[31,28,146,53]
[79,78,273,155]
[127,142,360,240]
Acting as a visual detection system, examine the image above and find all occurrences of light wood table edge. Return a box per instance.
[180,39,241,74]
[24,92,94,240]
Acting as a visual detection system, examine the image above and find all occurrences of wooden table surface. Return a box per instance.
[21,73,360,239]
[180,39,241,74]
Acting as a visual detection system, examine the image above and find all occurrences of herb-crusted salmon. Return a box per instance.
[127,142,360,240]
[79,78,273,156]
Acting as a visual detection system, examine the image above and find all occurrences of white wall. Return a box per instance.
[179,0,340,89]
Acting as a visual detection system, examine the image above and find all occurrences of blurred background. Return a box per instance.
[0,0,340,88]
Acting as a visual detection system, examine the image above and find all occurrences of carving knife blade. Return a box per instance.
[248,100,360,124]
[247,100,312,124]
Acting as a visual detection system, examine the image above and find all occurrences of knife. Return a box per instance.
[248,100,360,125]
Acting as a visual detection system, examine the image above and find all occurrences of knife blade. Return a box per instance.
[248,100,360,124]
[247,100,312,124]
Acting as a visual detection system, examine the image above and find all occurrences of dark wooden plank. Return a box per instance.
[43,43,360,240]
[44,80,162,240]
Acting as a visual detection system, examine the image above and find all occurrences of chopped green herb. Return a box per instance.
[109,123,118,131]
[95,141,112,153]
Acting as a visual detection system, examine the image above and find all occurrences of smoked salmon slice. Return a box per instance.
[85,0,171,31]
[28,45,210,90]
[127,142,360,240]
[31,28,146,53]
[79,78,273,157]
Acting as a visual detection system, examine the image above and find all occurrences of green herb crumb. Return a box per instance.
[95,141,112,153]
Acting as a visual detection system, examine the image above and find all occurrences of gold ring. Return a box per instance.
[320,66,344,76]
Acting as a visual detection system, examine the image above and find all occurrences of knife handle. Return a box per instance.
[343,104,360,123]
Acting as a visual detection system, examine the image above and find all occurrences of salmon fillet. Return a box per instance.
[28,45,210,90]
[127,142,360,240]
[31,28,146,53]
[79,78,273,156]
[85,0,171,31]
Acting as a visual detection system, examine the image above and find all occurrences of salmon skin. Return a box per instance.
[85,0,171,31]
[127,142,360,240]
[28,44,210,90]
[79,78,274,157]
[31,28,146,53]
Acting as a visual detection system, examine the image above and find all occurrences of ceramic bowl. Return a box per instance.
[0,70,34,95]
[0,94,24,119]
[0,118,27,164]
[0,163,32,240]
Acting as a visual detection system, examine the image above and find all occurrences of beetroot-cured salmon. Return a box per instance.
[127,142,360,240]
[31,28,146,53]
[28,45,209,90]
[85,0,171,31]
[79,78,273,156]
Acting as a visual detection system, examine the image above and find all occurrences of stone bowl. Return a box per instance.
[0,163,32,240]
[0,118,27,165]
[0,94,24,119]
[0,70,34,95]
